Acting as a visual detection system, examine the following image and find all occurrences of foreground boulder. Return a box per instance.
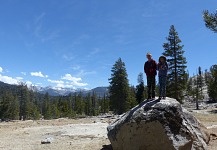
[107,98,210,150]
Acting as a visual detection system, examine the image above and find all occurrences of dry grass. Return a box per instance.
[192,111,217,150]
[193,112,217,126]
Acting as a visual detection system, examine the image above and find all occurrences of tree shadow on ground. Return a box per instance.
[209,110,217,114]
[101,144,113,150]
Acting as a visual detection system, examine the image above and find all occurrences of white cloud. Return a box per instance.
[21,72,27,75]
[31,71,48,78]
[16,77,24,80]
[47,79,64,84]
[61,74,88,87]
[0,74,19,85]
[26,81,32,86]
[0,67,3,73]
[56,83,65,88]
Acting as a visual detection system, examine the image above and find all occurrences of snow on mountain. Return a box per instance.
[30,85,108,97]
[0,81,108,97]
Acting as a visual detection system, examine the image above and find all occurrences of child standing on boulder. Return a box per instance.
[157,56,168,100]
[144,53,157,100]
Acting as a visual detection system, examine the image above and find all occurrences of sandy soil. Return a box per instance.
[0,118,111,150]
[193,112,217,150]
[0,111,217,150]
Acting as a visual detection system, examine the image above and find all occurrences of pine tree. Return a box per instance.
[194,75,200,110]
[192,67,205,110]
[129,86,137,108]
[51,97,60,119]
[85,93,92,116]
[198,66,204,99]
[27,90,40,120]
[92,91,99,116]
[67,94,75,118]
[204,69,209,85]
[136,73,146,103]
[101,94,109,113]
[187,78,193,96]
[163,25,187,102]
[9,94,20,120]
[0,90,19,120]
[75,92,85,115]
[17,84,31,120]
[109,58,131,114]
[203,10,217,33]
[43,92,52,119]
[206,65,217,101]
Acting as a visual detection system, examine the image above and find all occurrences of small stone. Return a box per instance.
[41,137,53,144]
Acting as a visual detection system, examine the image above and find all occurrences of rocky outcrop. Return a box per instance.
[107,98,210,150]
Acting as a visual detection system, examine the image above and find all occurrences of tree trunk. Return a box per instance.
[196,98,199,110]
[174,38,178,100]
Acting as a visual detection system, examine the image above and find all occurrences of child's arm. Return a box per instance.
[157,63,159,71]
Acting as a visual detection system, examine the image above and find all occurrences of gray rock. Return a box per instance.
[41,137,53,144]
[107,97,210,150]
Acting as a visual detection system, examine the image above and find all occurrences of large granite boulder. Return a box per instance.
[107,98,210,150]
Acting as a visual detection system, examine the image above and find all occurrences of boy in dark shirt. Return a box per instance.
[144,53,157,100]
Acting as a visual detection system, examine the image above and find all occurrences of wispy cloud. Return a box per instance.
[0,67,3,73]
[62,54,75,61]
[69,34,90,47]
[87,48,100,57]
[47,79,65,89]
[41,30,60,43]
[30,71,48,78]
[47,79,64,84]
[61,74,88,87]
[77,70,96,77]
[141,1,169,18]
[21,72,27,76]
[33,12,60,43]
[34,12,46,24]
[71,65,80,71]
[114,34,132,45]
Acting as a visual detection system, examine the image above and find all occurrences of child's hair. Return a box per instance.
[159,56,166,62]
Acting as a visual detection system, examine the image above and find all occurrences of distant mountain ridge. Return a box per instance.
[0,81,109,97]
[32,86,109,97]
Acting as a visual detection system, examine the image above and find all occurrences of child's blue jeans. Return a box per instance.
[159,76,167,97]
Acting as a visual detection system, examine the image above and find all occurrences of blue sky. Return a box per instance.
[0,0,216,89]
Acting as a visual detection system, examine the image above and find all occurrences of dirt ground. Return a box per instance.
[0,117,111,150]
[0,111,217,150]
[193,111,217,150]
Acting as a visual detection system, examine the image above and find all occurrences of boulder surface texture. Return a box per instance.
[107,98,210,150]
